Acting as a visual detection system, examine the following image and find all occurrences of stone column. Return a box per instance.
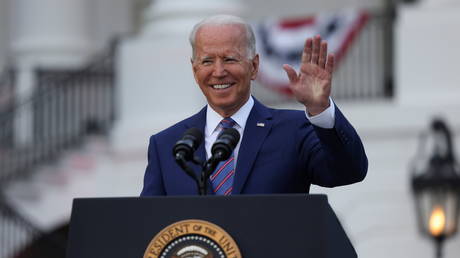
[10,0,94,146]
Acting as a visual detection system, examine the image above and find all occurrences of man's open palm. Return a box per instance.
[283,35,335,116]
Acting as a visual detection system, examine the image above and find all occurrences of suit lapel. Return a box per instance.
[184,106,208,188]
[233,99,273,194]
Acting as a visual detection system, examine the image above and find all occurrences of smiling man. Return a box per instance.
[141,15,368,196]
[191,22,258,118]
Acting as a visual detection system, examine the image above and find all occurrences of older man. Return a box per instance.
[141,15,367,196]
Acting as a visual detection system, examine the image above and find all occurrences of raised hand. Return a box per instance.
[283,35,335,116]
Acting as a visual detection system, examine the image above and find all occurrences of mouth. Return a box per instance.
[210,83,235,90]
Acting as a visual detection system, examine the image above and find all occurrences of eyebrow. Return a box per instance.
[197,56,213,61]
[198,55,241,61]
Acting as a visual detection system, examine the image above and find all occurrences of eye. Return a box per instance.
[201,59,213,65]
[224,57,238,63]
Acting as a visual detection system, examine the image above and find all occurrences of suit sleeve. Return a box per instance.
[140,135,166,196]
[303,106,368,187]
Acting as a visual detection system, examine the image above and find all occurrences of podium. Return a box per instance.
[67,194,356,257]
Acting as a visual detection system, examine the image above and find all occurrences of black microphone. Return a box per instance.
[173,128,203,161]
[211,128,240,162]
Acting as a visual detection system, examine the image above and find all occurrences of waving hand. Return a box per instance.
[283,35,335,116]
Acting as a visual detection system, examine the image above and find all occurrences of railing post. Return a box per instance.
[14,64,35,147]
[383,0,397,98]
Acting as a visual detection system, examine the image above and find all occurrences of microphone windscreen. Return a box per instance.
[220,128,240,148]
[185,127,203,147]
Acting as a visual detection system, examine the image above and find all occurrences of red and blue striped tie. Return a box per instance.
[211,118,236,195]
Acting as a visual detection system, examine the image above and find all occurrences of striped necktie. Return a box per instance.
[210,118,236,195]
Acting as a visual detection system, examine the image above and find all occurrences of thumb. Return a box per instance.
[283,64,298,84]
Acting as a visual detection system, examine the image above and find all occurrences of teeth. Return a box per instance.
[212,84,231,89]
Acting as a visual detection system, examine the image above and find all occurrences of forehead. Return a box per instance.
[194,24,247,56]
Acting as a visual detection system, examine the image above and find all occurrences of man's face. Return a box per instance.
[192,24,259,117]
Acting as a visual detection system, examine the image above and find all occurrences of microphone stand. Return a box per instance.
[175,154,205,195]
[200,156,221,195]
[175,154,222,196]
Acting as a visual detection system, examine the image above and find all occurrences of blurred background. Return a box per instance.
[1,0,460,257]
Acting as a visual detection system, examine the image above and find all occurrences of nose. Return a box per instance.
[212,60,227,77]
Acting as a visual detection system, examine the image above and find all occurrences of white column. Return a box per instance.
[142,0,244,37]
[10,0,94,146]
[13,62,34,146]
[10,0,94,68]
[114,0,244,151]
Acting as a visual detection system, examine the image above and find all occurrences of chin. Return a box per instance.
[209,99,237,112]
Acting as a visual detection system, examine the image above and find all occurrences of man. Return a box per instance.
[141,15,367,196]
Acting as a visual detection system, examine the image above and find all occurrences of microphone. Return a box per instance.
[211,128,240,162]
[173,128,203,162]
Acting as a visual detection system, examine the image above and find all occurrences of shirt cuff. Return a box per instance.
[304,98,335,129]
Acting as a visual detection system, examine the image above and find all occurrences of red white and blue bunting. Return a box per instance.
[254,9,369,96]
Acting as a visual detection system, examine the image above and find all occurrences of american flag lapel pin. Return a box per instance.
[256,122,265,127]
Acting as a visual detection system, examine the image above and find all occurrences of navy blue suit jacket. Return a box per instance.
[141,99,367,196]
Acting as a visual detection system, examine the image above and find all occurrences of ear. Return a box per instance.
[191,58,195,73]
[250,54,259,80]
[191,58,201,84]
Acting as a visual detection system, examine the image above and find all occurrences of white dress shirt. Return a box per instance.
[205,97,254,166]
[204,96,336,167]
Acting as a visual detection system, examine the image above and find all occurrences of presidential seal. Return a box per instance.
[144,219,242,258]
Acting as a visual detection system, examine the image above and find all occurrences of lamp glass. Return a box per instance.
[416,188,459,238]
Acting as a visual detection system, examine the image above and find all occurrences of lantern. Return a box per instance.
[411,118,460,258]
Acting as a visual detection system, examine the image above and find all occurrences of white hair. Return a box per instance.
[189,14,256,60]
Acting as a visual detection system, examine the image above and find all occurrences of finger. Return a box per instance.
[326,53,335,74]
[301,38,313,64]
[318,40,328,68]
[283,64,299,84]
[311,35,321,64]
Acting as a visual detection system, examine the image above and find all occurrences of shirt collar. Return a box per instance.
[205,96,254,135]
